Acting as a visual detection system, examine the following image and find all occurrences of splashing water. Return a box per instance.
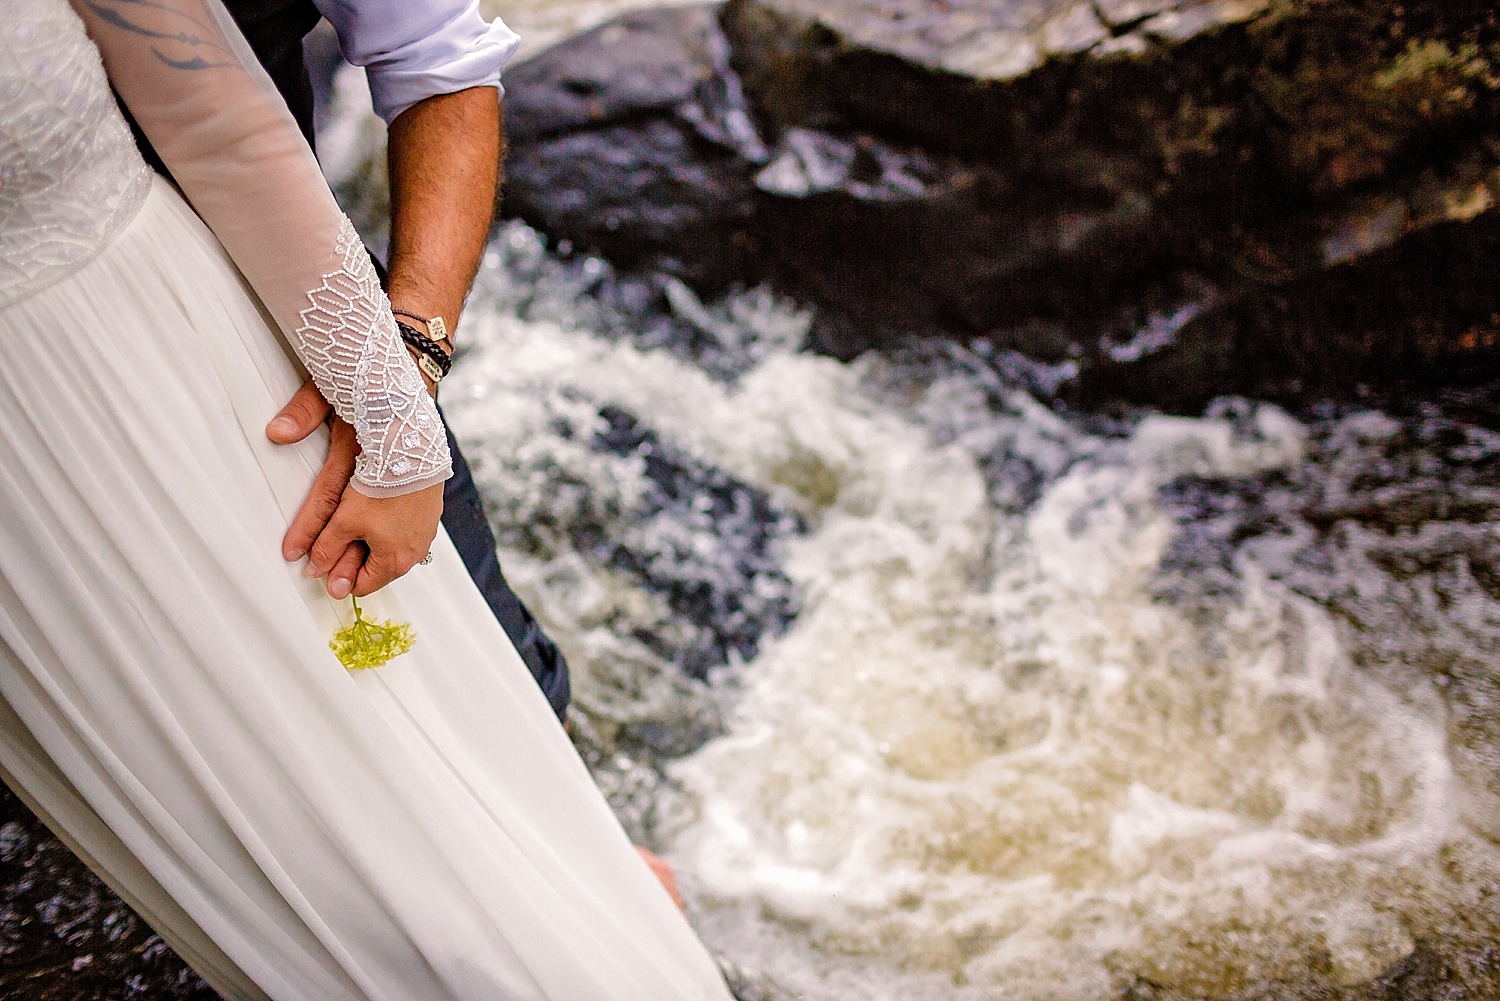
[481,0,710,56]
[667,400,1477,999]
[319,29,1500,997]
[432,228,1500,1000]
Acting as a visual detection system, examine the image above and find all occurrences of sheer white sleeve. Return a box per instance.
[70,0,452,496]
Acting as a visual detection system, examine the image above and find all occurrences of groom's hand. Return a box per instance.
[266,379,367,598]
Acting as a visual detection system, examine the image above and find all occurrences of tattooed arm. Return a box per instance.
[74,0,449,595]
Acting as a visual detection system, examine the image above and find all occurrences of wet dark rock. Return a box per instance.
[590,404,803,681]
[502,0,1500,406]
[715,956,798,1001]
[1075,165,1500,412]
[510,398,804,682]
[0,785,216,1001]
[501,5,768,285]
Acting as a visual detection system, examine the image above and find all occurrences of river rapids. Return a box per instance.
[309,6,1500,994]
[433,222,1500,1000]
[6,4,1496,997]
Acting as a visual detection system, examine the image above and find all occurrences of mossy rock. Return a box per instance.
[501,0,1500,403]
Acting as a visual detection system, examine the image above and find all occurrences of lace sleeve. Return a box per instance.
[69,0,451,495]
[299,219,450,493]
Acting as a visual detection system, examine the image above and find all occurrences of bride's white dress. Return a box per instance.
[0,2,732,1000]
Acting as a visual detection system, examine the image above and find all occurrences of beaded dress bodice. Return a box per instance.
[0,0,152,308]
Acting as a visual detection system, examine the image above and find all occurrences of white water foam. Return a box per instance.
[668,390,1483,998]
[319,16,1500,988]
[482,0,711,57]
[444,264,1500,999]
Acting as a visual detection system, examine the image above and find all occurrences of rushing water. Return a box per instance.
[478,0,707,57]
[428,224,1500,1000]
[334,16,1500,1000]
[3,5,1495,1000]
[5,16,1499,999]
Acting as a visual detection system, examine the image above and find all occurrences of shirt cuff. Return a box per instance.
[366,14,521,123]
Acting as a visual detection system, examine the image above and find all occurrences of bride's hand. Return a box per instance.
[302,483,444,598]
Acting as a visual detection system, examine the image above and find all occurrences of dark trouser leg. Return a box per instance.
[438,409,571,720]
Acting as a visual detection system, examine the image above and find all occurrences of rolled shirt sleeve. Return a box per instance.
[312,0,522,123]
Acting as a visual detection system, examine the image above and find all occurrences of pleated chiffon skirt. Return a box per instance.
[0,177,731,1001]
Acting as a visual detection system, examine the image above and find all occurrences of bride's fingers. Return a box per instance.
[282,419,358,561]
[325,542,366,600]
[351,537,429,597]
[328,482,443,596]
[351,549,403,598]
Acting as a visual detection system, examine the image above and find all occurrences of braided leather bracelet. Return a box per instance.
[396,320,453,382]
[393,310,450,346]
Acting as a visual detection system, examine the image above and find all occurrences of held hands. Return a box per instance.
[304,481,443,598]
[266,379,442,598]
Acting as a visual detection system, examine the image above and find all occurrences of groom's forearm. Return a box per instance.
[384,86,503,340]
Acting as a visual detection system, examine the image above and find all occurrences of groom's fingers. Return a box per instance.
[282,419,359,561]
[266,378,331,444]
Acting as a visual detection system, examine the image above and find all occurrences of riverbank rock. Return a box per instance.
[499,0,1500,411]
[501,5,768,285]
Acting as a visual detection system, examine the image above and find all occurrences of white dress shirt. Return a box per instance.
[312,0,521,123]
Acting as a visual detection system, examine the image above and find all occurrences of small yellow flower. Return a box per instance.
[330,597,415,670]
